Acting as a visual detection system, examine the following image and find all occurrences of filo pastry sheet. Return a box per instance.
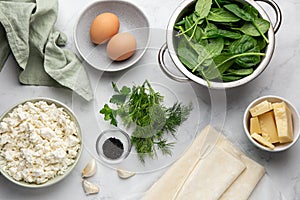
[143,125,265,200]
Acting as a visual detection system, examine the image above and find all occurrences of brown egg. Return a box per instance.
[90,12,120,44]
[106,32,137,61]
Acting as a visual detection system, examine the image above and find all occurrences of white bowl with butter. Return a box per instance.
[243,95,300,152]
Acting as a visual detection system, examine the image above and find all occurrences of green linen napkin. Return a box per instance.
[0,0,93,101]
[0,25,10,71]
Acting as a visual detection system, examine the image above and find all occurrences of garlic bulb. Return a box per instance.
[82,179,99,195]
[82,159,97,178]
[117,168,136,179]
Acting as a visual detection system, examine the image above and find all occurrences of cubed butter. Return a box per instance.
[272,102,293,143]
[250,117,261,134]
[249,100,273,117]
[258,111,279,143]
[251,133,275,150]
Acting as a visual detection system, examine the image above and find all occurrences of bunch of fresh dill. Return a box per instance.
[100,80,192,163]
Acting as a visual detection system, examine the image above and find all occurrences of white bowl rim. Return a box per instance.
[73,0,151,72]
[243,95,300,152]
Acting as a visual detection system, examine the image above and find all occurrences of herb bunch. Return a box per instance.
[100,80,192,163]
[174,0,270,83]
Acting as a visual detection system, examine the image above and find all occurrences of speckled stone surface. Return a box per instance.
[0,0,299,199]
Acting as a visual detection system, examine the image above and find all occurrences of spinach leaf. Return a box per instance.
[222,68,255,81]
[257,37,267,50]
[237,18,270,37]
[229,35,258,54]
[193,38,224,72]
[189,17,205,41]
[195,0,212,19]
[243,4,259,18]
[192,12,200,23]
[177,13,204,39]
[224,4,254,21]
[224,4,269,43]
[178,51,198,70]
[178,26,208,52]
[252,19,270,43]
[200,53,235,80]
[177,39,199,70]
[207,8,240,22]
[184,15,194,37]
[214,0,232,6]
[221,75,243,82]
[204,23,218,32]
[223,38,232,46]
[206,38,225,57]
[193,26,204,42]
[175,19,185,26]
[203,28,241,40]
[235,47,261,68]
[225,68,254,76]
[229,35,261,68]
[213,53,235,74]
[202,65,221,80]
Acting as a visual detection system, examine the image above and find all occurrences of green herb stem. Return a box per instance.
[216,52,266,68]
[100,81,192,163]
[176,23,197,37]
[214,0,221,8]
[192,57,206,73]
[188,18,202,41]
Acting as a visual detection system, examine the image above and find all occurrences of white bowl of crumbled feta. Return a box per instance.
[0,98,82,188]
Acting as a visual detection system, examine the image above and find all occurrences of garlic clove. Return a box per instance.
[117,168,136,179]
[82,179,99,195]
[82,159,97,178]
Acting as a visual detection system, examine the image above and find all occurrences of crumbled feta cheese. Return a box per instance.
[0,122,9,133]
[0,133,9,145]
[40,127,56,140]
[0,100,81,184]
[66,135,80,147]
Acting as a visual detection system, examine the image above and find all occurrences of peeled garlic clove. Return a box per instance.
[82,179,99,195]
[82,159,97,178]
[117,168,136,179]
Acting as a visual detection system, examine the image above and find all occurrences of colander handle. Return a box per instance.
[257,0,282,33]
[158,43,189,82]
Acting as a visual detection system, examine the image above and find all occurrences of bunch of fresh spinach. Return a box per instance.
[174,0,270,82]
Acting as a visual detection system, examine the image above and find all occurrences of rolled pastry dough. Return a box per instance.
[142,125,265,200]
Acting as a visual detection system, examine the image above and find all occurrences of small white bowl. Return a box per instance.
[0,98,82,188]
[74,0,150,72]
[95,128,131,164]
[243,95,300,152]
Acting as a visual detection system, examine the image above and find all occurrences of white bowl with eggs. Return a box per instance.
[243,95,300,152]
[74,0,150,72]
[0,98,82,188]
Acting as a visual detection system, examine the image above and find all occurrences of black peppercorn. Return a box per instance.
[102,137,124,160]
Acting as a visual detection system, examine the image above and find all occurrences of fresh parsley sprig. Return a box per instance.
[99,80,192,163]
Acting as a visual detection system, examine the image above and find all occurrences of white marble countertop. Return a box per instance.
[0,0,299,199]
